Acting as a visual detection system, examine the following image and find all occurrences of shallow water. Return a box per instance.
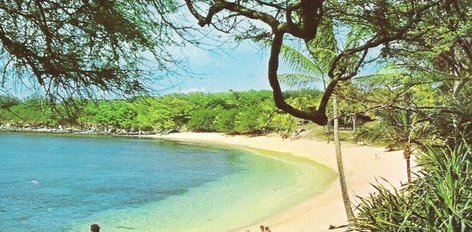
[0,133,335,232]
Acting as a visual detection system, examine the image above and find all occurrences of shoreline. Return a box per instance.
[1,130,408,231]
[0,125,156,135]
[141,132,408,232]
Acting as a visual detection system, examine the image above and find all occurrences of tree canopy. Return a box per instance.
[183,0,446,125]
[0,0,183,100]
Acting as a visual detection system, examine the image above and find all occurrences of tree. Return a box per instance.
[349,0,471,179]
[376,0,472,144]
[0,0,184,101]
[332,94,356,222]
[277,17,356,222]
[184,0,440,125]
[0,95,18,110]
[355,109,430,183]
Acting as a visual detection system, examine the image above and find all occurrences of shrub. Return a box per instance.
[187,108,218,132]
[355,142,472,231]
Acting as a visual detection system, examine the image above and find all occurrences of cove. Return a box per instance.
[0,133,335,232]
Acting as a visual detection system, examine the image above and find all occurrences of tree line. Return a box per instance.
[0,90,346,135]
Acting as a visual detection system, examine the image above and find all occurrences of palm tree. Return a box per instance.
[332,94,357,222]
[278,19,356,224]
[354,109,429,183]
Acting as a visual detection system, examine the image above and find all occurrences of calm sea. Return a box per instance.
[0,133,335,232]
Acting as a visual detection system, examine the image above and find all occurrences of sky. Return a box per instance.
[0,22,380,98]
[0,4,386,99]
[155,41,279,95]
[1,40,287,98]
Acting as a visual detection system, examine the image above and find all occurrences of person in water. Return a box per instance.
[90,224,100,232]
[260,225,265,231]
[265,226,272,232]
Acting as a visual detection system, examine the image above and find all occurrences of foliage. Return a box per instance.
[0,96,59,126]
[356,141,472,231]
[354,110,431,150]
[0,90,325,135]
[0,95,19,109]
[0,0,183,100]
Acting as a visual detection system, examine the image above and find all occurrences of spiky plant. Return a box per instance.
[355,142,472,231]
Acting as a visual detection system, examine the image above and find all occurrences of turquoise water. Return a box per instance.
[0,133,335,232]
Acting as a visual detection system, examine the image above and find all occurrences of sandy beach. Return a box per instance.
[142,132,409,232]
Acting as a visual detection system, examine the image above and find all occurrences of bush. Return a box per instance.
[0,90,322,135]
[213,109,238,132]
[234,107,265,134]
[355,142,472,231]
[187,108,218,132]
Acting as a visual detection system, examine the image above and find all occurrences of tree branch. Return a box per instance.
[268,31,329,124]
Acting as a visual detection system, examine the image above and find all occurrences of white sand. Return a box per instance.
[141,132,408,232]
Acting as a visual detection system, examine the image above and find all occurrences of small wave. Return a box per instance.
[30,180,40,185]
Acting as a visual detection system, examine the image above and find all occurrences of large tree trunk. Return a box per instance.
[333,95,356,224]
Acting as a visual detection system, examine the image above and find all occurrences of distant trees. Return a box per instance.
[0,95,18,110]
[0,96,57,126]
[0,90,324,134]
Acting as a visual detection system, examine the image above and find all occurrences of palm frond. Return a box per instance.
[355,73,405,89]
[279,73,322,88]
[307,18,337,71]
[280,44,322,75]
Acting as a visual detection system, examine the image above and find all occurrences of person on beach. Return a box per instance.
[265,226,272,232]
[260,225,265,231]
[90,224,100,232]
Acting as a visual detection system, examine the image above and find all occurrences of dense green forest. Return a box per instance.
[0,90,345,135]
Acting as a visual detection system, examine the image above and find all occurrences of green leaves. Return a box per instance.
[281,44,324,76]
[278,73,322,89]
[0,95,19,110]
[356,142,472,231]
[0,0,183,100]
[0,90,326,135]
[307,18,337,73]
